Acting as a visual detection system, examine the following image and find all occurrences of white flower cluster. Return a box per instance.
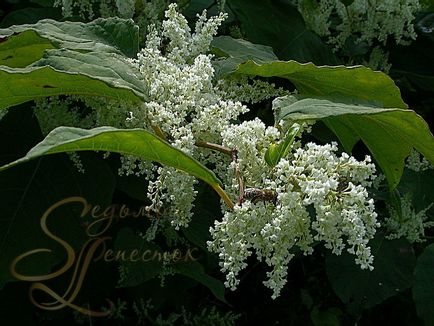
[115,0,136,19]
[385,193,434,243]
[291,0,421,70]
[54,0,170,35]
[54,0,97,19]
[208,121,379,298]
[216,76,290,104]
[221,119,280,192]
[35,5,265,230]
[406,149,433,172]
[146,166,198,230]
[293,0,421,50]
[34,96,95,135]
[118,155,154,178]
[122,5,250,229]
[35,5,382,298]
[365,46,392,73]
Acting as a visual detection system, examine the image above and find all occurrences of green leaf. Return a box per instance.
[0,30,55,68]
[0,18,139,67]
[398,169,434,212]
[0,7,61,29]
[326,235,416,313]
[211,36,278,62]
[413,243,434,325]
[215,60,407,109]
[0,126,221,187]
[174,261,227,303]
[273,97,434,189]
[265,123,301,167]
[35,48,145,94]
[226,0,339,64]
[0,19,143,111]
[0,61,140,109]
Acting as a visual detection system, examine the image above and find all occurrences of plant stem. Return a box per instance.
[195,142,244,207]
[194,140,247,208]
[195,140,232,156]
[151,125,166,141]
[231,149,245,204]
[212,184,234,209]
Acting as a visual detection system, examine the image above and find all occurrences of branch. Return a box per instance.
[212,184,234,209]
[195,140,232,156]
[231,149,245,205]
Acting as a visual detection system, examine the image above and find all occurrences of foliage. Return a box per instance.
[0,0,433,325]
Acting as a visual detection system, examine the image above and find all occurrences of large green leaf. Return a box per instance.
[226,0,338,64]
[34,48,145,94]
[0,18,144,111]
[0,126,221,187]
[211,36,278,63]
[0,30,55,68]
[326,235,416,314]
[273,97,434,188]
[214,59,407,109]
[413,243,434,325]
[0,7,61,29]
[0,18,139,67]
[398,169,434,212]
[0,66,139,110]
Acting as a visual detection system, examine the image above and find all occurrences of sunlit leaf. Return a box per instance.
[0,126,221,187]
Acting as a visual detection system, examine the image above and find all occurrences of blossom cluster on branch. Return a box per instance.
[209,124,378,298]
[385,193,434,243]
[54,0,172,39]
[291,0,421,71]
[292,0,421,49]
[35,4,381,298]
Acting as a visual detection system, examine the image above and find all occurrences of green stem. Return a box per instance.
[212,184,234,209]
[231,149,245,204]
[195,141,238,209]
[151,125,166,141]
